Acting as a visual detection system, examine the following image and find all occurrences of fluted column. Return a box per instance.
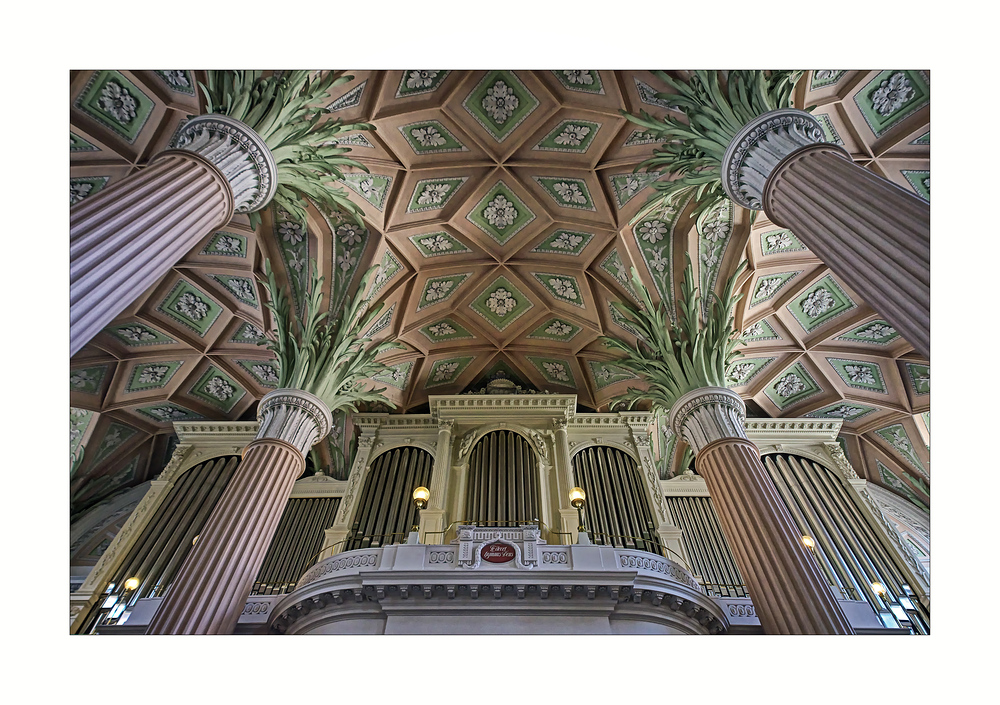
[763,144,929,357]
[669,387,854,634]
[146,389,330,635]
[70,115,276,356]
[722,109,929,358]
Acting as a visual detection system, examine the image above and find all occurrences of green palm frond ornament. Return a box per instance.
[200,71,373,230]
[260,258,403,416]
[623,70,806,224]
[602,256,748,413]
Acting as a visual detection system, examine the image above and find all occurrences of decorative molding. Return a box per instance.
[255,389,333,455]
[668,387,747,454]
[721,108,828,210]
[169,114,276,213]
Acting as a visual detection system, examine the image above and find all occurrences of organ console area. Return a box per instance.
[77,391,927,635]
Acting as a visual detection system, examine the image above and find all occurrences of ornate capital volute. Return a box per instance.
[168,114,277,213]
[255,389,333,456]
[721,108,831,210]
[438,419,455,433]
[668,387,748,455]
[551,417,568,433]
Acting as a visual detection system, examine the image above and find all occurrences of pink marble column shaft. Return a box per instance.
[763,144,930,357]
[70,151,234,356]
[146,390,331,635]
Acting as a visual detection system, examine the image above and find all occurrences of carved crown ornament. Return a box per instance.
[169,114,277,213]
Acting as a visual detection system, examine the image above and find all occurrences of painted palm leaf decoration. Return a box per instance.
[260,258,402,416]
[200,71,373,229]
[602,257,747,413]
[623,70,806,223]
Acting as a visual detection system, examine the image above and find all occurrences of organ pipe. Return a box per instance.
[345,447,433,551]
[464,431,541,527]
[572,446,663,554]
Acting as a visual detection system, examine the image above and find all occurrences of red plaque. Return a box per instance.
[481,542,516,563]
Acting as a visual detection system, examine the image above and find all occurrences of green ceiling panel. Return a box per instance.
[107,321,176,347]
[462,70,539,143]
[125,360,184,393]
[74,70,155,143]
[212,275,258,308]
[725,357,776,388]
[419,318,474,343]
[70,365,109,395]
[155,70,195,95]
[341,172,391,211]
[697,201,734,315]
[853,70,930,138]
[328,80,366,111]
[532,229,593,256]
[588,360,639,390]
[135,403,205,423]
[70,176,109,206]
[469,276,534,331]
[875,424,928,479]
[236,359,280,388]
[371,251,403,298]
[623,129,667,148]
[534,120,601,153]
[532,272,585,308]
[750,271,800,307]
[364,304,395,338]
[528,356,576,386]
[826,357,888,394]
[552,70,604,94]
[91,422,138,466]
[533,176,596,211]
[760,229,807,255]
[904,363,930,396]
[836,320,900,346]
[373,361,414,390]
[188,366,246,413]
[815,113,844,146]
[788,275,856,332]
[805,402,878,422]
[396,71,450,98]
[876,460,928,511]
[70,131,99,152]
[201,232,247,258]
[157,280,223,336]
[632,206,685,312]
[527,318,582,342]
[600,250,637,298]
[407,177,469,213]
[764,362,823,410]
[230,322,267,345]
[466,181,535,244]
[409,232,471,258]
[809,70,846,90]
[400,120,468,154]
[425,357,475,388]
[416,273,471,311]
[741,319,781,343]
[901,170,930,202]
[609,170,661,209]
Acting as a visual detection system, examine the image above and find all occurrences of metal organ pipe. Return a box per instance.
[571,446,662,554]
[464,431,540,527]
[345,446,433,551]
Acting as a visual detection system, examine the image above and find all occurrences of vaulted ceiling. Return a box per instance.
[69,70,930,523]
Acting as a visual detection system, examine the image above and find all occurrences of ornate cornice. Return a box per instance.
[721,108,827,210]
[668,387,747,455]
[256,388,333,455]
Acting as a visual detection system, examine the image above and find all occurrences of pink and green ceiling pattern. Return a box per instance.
[71,69,930,514]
